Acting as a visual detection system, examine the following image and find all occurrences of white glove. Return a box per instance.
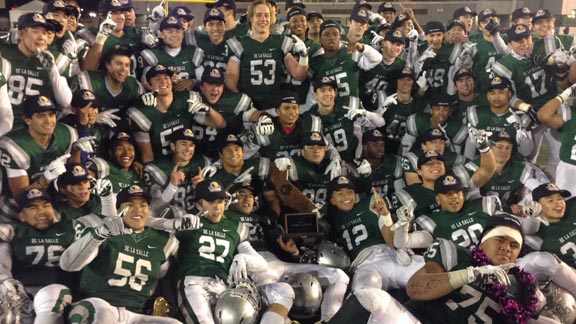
[557,83,576,104]
[274,157,292,172]
[234,166,254,184]
[346,108,367,121]
[98,12,117,37]
[523,200,548,226]
[0,279,26,299]
[36,49,56,70]
[291,35,308,56]
[142,91,158,106]
[407,29,419,42]
[355,159,372,176]
[419,47,437,62]
[370,31,385,47]
[174,213,203,230]
[43,154,70,182]
[96,108,121,128]
[391,199,416,231]
[368,11,386,26]
[396,248,413,266]
[188,101,211,115]
[256,114,274,136]
[150,4,166,22]
[228,254,248,284]
[201,165,219,178]
[416,71,428,91]
[467,124,491,154]
[468,263,515,286]
[547,49,572,66]
[94,215,131,239]
[325,158,342,179]
[90,178,113,197]
[143,30,159,48]
[73,136,96,153]
[62,32,78,59]
[382,93,398,111]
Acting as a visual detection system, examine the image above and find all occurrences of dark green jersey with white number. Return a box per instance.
[288,156,332,204]
[212,157,270,192]
[77,228,178,313]
[358,57,406,111]
[175,216,247,281]
[418,43,459,95]
[76,27,142,73]
[55,195,103,220]
[383,96,428,154]
[415,197,500,248]
[559,114,576,166]
[224,210,267,251]
[329,198,385,260]
[370,154,405,202]
[405,112,467,153]
[391,184,438,216]
[253,115,322,159]
[143,155,210,212]
[76,70,143,113]
[471,36,502,93]
[189,31,230,72]
[225,23,249,40]
[86,157,142,193]
[227,34,293,109]
[304,104,361,162]
[404,238,504,323]
[138,45,203,84]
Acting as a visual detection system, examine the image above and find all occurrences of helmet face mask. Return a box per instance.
[300,241,351,272]
[214,280,261,324]
[284,273,323,320]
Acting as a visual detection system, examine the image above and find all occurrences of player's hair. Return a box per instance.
[247,0,276,30]
[103,45,132,64]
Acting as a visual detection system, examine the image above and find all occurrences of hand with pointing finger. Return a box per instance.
[170,162,185,186]
[44,154,71,182]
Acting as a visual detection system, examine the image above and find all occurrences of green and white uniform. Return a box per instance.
[225,24,249,40]
[283,39,323,104]
[383,96,428,154]
[358,57,406,111]
[368,154,405,203]
[286,156,333,205]
[55,195,103,220]
[87,157,142,193]
[212,156,270,192]
[224,210,268,252]
[76,70,144,113]
[402,112,468,155]
[185,31,230,73]
[470,36,503,93]
[401,150,465,175]
[418,43,459,95]
[390,183,439,216]
[137,45,203,85]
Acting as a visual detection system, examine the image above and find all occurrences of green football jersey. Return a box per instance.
[253,115,322,159]
[404,238,503,323]
[288,156,332,204]
[415,197,500,248]
[76,70,143,113]
[0,123,76,178]
[77,227,178,313]
[453,94,488,121]
[189,31,231,72]
[55,195,103,220]
[358,57,406,111]
[309,46,364,109]
[127,91,200,159]
[0,218,76,287]
[383,96,428,154]
[532,34,575,57]
[143,155,210,212]
[76,27,142,73]
[418,43,459,95]
[329,198,386,260]
[369,154,405,202]
[225,23,249,39]
[304,104,361,162]
[212,157,270,191]
[391,183,438,216]
[559,115,576,166]
[492,54,557,109]
[138,45,203,84]
[227,34,293,109]
[175,216,248,281]
[283,39,323,103]
[224,210,268,252]
[404,112,467,153]
[0,44,57,130]
[86,157,142,193]
[471,36,502,93]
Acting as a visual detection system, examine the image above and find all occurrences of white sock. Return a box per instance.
[260,312,285,324]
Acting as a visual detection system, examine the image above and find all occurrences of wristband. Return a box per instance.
[298,55,308,66]
[448,269,470,289]
[378,212,393,228]
[479,147,491,155]
[95,33,108,45]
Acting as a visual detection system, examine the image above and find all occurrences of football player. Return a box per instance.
[452,6,476,34]
[468,9,504,93]
[306,12,324,43]
[206,0,249,39]
[60,185,182,324]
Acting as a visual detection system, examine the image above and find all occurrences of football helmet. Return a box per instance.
[284,273,323,320]
[300,241,351,271]
[214,280,261,324]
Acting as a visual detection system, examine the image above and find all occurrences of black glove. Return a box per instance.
[484,18,500,35]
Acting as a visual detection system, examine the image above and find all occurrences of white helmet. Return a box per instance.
[214,280,261,324]
[539,281,576,324]
[300,241,351,271]
[284,273,323,320]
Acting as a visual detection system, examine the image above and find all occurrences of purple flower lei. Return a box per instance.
[471,247,539,324]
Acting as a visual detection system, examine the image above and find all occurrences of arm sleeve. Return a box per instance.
[48,67,73,108]
[492,33,510,55]
[393,225,434,249]
[357,45,383,71]
[59,230,104,272]
[0,242,12,282]
[0,84,13,137]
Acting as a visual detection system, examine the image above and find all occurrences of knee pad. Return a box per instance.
[353,267,384,290]
[69,298,117,324]
[518,252,561,281]
[260,282,294,310]
[33,284,72,314]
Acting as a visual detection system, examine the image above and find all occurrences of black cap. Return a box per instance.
[417,151,445,168]
[489,130,515,145]
[23,95,59,118]
[429,93,453,107]
[277,90,299,106]
[328,176,356,194]
[267,0,277,7]
[453,68,474,83]
[44,16,64,34]
[385,29,404,43]
[421,128,447,142]
[219,133,243,151]
[350,7,369,24]
[533,9,553,22]
[207,0,237,12]
[116,185,151,208]
[487,76,512,91]
[353,0,372,11]
[478,8,497,23]
[42,0,73,15]
[375,22,391,34]
[201,67,225,85]
[228,181,255,195]
[313,76,337,91]
[434,174,463,194]
[160,16,183,30]
[320,20,340,34]
[98,0,124,13]
[170,128,196,143]
[146,64,174,83]
[285,0,306,11]
[394,66,416,81]
[287,7,307,21]
[447,20,467,32]
[507,24,531,42]
[301,131,326,147]
[72,89,100,109]
[18,12,55,31]
[393,13,410,28]
[196,179,228,201]
[362,129,385,144]
[512,7,533,21]
[18,188,53,210]
[378,2,395,13]
[453,6,477,19]
[424,21,445,35]
[58,163,90,186]
[112,131,133,148]
[307,12,324,21]
[532,183,571,201]
[480,213,524,244]
[204,8,226,24]
[169,6,194,21]
[120,0,134,10]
